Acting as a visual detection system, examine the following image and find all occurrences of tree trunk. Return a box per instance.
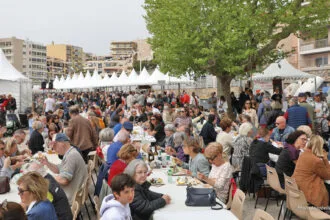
[216,75,235,120]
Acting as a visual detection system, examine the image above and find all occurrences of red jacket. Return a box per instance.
[182,94,190,104]
[108,159,127,185]
[0,99,8,112]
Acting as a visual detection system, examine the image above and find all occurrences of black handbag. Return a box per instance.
[185,186,223,210]
[0,176,10,194]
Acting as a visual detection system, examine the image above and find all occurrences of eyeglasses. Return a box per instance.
[136,171,148,175]
[206,155,217,162]
[17,187,29,195]
[299,137,308,142]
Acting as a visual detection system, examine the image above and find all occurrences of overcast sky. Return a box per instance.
[0,0,149,55]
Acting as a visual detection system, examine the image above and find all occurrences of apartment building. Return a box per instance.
[47,42,84,75]
[47,57,68,79]
[84,56,128,74]
[23,40,47,85]
[0,37,47,85]
[298,27,330,81]
[134,39,154,62]
[0,37,24,72]
[110,41,137,60]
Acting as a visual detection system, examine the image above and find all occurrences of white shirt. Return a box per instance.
[44,98,55,112]
[26,201,37,214]
[315,102,323,118]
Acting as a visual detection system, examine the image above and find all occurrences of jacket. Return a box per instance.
[28,130,44,154]
[284,104,311,130]
[270,125,295,142]
[199,122,217,146]
[130,182,166,220]
[108,159,127,185]
[249,139,282,164]
[65,115,98,151]
[293,149,330,207]
[100,194,132,220]
[27,200,57,220]
[239,156,264,194]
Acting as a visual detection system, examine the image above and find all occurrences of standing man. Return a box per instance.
[312,92,329,133]
[43,94,55,115]
[298,92,315,130]
[7,94,16,113]
[284,98,311,130]
[238,88,250,113]
[39,133,87,205]
[208,92,217,110]
[65,105,98,162]
[126,91,135,110]
[190,92,199,107]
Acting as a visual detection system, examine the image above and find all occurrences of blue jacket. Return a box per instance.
[27,200,57,220]
[106,141,123,166]
[284,104,311,130]
[270,125,295,142]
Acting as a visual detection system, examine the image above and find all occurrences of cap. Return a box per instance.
[52,133,70,142]
[298,93,306,97]
[123,121,133,131]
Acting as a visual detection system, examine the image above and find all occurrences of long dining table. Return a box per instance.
[149,168,238,220]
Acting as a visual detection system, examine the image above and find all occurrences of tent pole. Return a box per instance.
[314,76,317,93]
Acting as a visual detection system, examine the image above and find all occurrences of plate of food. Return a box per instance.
[149,178,165,186]
[176,177,202,186]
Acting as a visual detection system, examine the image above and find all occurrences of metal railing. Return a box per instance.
[300,38,329,51]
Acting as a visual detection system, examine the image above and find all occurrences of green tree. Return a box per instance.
[144,0,329,118]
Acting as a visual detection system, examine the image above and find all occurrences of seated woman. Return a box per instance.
[293,135,330,207]
[99,128,115,160]
[17,172,57,220]
[148,114,166,147]
[249,127,282,176]
[275,130,307,187]
[216,117,234,158]
[232,122,254,170]
[197,142,233,203]
[43,123,59,152]
[108,143,139,185]
[0,140,23,178]
[174,137,210,177]
[165,131,188,163]
[124,159,171,220]
[28,121,45,154]
[163,124,176,150]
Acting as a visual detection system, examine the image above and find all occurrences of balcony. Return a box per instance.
[300,38,330,55]
[300,56,330,71]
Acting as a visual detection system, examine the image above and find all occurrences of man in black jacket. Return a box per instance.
[199,114,217,146]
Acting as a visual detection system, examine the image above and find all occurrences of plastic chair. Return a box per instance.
[226,181,233,209]
[253,209,275,220]
[286,187,308,219]
[283,174,298,219]
[231,189,246,220]
[93,195,101,220]
[265,165,286,219]
[71,201,80,220]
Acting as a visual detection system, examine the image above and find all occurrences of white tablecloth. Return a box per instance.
[0,153,62,203]
[149,169,237,220]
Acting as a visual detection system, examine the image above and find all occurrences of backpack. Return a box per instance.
[262,102,272,122]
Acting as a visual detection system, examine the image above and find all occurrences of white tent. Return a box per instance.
[82,71,92,88]
[117,70,129,86]
[0,49,32,112]
[101,74,110,87]
[53,76,60,89]
[109,72,119,86]
[128,69,139,85]
[294,76,324,96]
[284,82,300,97]
[149,67,167,84]
[91,70,102,87]
[253,59,312,81]
[137,67,151,85]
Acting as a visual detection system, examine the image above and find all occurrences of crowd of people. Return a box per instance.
[1,87,330,219]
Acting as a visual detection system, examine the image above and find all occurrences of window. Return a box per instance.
[315,56,328,67]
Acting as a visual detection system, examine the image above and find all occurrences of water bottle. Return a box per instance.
[167,169,173,184]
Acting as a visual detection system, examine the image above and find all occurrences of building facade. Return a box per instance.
[110,41,137,60]
[298,27,330,81]
[47,57,68,79]
[23,40,47,85]
[47,43,84,75]
[0,37,47,85]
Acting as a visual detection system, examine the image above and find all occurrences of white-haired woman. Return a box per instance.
[232,122,254,170]
[99,128,114,159]
[28,121,45,154]
[124,159,171,220]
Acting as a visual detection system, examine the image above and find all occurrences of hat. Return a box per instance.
[123,121,133,131]
[298,93,306,97]
[314,92,321,96]
[52,133,70,142]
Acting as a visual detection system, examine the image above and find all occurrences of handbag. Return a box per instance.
[0,176,10,194]
[185,186,223,210]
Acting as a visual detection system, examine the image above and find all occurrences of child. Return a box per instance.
[100,173,135,220]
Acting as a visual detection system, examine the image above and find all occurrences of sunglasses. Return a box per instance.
[17,187,29,195]
[151,118,156,121]
[206,155,217,162]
